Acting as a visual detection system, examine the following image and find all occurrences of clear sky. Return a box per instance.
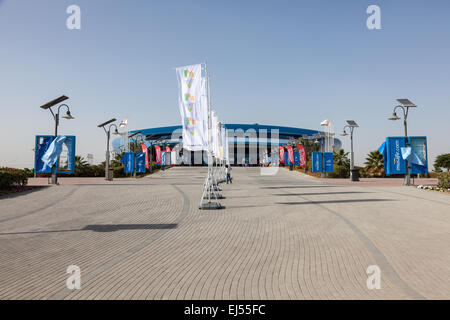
[1,0,449,168]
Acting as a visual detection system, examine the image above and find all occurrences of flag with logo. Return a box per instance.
[286,145,294,164]
[279,146,285,165]
[141,144,149,169]
[297,144,307,168]
[176,64,208,151]
[155,145,162,164]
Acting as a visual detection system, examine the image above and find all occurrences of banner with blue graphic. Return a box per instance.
[293,152,300,166]
[121,152,134,173]
[324,152,334,173]
[312,152,322,172]
[136,152,146,173]
[34,135,76,174]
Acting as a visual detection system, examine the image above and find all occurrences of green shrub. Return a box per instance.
[0,168,29,189]
[327,164,350,178]
[438,172,450,189]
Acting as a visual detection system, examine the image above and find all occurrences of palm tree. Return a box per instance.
[75,155,88,168]
[364,150,384,177]
[334,149,350,169]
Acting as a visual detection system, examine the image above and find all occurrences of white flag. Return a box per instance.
[176,64,208,151]
[119,119,128,127]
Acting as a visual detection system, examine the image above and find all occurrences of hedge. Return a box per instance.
[0,168,29,190]
[438,172,450,189]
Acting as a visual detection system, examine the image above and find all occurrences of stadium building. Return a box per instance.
[114,123,341,166]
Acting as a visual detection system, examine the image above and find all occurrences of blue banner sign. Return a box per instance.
[293,152,300,166]
[284,152,291,166]
[312,152,334,173]
[312,152,323,172]
[324,152,334,173]
[136,152,146,173]
[121,152,134,173]
[386,137,406,175]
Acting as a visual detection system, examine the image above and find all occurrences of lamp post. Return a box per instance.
[98,118,119,180]
[40,95,74,185]
[340,120,359,181]
[388,98,417,186]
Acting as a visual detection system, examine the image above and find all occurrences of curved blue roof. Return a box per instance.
[131,124,318,137]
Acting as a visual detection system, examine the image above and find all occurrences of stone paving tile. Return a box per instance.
[0,167,449,299]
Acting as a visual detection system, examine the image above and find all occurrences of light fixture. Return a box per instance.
[113,128,119,135]
[62,110,74,120]
[388,112,400,121]
[340,130,348,136]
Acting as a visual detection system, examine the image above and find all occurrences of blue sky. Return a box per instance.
[0,0,449,168]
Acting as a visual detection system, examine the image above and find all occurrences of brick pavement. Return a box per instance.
[0,167,449,299]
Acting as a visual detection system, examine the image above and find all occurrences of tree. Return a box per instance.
[364,150,384,177]
[434,153,450,172]
[334,149,350,169]
[75,155,88,168]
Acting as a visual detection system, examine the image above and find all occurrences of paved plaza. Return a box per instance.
[0,167,449,300]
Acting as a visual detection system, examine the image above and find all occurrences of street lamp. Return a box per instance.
[341,120,359,181]
[388,98,417,186]
[128,131,143,178]
[40,95,74,185]
[98,118,119,181]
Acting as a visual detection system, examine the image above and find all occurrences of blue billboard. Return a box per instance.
[380,136,428,176]
[34,135,76,174]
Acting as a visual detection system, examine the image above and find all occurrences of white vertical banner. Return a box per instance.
[220,124,226,160]
[211,111,218,157]
[224,128,229,163]
[176,64,208,151]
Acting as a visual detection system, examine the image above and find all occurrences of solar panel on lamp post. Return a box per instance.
[98,118,118,181]
[39,96,73,185]
[388,99,417,186]
[341,120,359,181]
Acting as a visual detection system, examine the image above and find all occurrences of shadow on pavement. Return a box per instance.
[83,224,178,232]
[274,191,371,196]
[0,224,178,236]
[276,199,394,205]
[261,185,337,189]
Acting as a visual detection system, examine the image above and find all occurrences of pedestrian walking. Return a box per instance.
[226,164,232,184]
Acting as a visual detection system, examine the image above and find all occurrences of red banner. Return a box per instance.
[141,144,149,169]
[155,145,162,164]
[279,146,285,165]
[297,144,307,168]
[286,145,294,164]
[165,146,171,152]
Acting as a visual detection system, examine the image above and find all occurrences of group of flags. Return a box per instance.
[279,144,307,167]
